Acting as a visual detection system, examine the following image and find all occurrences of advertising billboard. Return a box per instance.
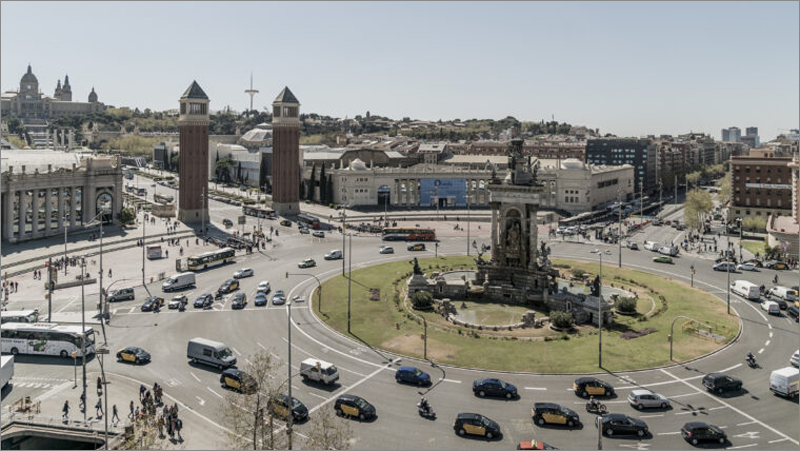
[419,179,466,207]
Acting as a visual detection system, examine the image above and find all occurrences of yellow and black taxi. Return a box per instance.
[116,346,151,365]
[766,261,789,270]
[231,293,248,309]
[280,219,292,227]
[454,413,501,439]
[517,439,558,450]
[573,377,615,398]
[334,394,376,421]
[218,279,239,294]
[268,394,309,422]
[220,368,257,394]
[140,296,164,312]
[407,243,426,251]
[531,402,580,427]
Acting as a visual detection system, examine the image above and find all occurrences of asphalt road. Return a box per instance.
[3,190,799,450]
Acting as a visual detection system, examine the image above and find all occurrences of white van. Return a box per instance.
[767,286,797,302]
[769,367,799,398]
[186,337,237,369]
[299,358,340,385]
[658,245,679,257]
[324,250,342,260]
[644,241,659,251]
[162,272,196,292]
[731,280,761,301]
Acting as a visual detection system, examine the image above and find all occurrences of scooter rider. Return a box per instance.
[418,396,430,414]
[746,351,756,365]
[588,396,600,411]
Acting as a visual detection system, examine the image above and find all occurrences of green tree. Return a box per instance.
[684,189,713,232]
[550,311,574,329]
[685,171,702,189]
[717,172,731,206]
[259,153,268,190]
[411,291,433,310]
[237,161,243,183]
[307,164,316,201]
[6,136,26,148]
[117,207,136,225]
[169,152,179,173]
[215,158,235,183]
[319,164,327,205]
[742,216,766,232]
[615,297,637,314]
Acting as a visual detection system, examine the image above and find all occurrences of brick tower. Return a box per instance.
[177,81,210,223]
[271,87,301,214]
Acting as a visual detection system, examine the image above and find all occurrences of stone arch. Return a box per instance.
[96,190,114,223]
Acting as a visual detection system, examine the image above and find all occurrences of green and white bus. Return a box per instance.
[1,322,95,358]
[187,247,236,271]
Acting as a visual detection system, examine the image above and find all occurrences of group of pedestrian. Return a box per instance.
[158,403,183,441]
[50,256,79,272]
[32,269,43,279]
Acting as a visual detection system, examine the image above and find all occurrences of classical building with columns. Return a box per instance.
[1,150,123,243]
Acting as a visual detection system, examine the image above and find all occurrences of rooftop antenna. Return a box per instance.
[244,72,259,114]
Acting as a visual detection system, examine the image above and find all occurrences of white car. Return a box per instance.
[292,295,306,303]
[312,231,325,238]
[736,263,758,272]
[627,389,670,409]
[791,350,799,368]
[233,268,254,279]
[761,300,780,315]
[379,246,394,254]
[257,281,271,294]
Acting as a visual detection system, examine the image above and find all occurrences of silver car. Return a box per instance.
[627,389,670,410]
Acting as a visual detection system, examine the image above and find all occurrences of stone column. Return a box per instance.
[31,189,40,237]
[16,191,26,240]
[84,185,96,223]
[404,179,410,206]
[490,202,499,261]
[57,188,65,230]
[44,188,52,234]
[70,187,77,228]
[2,191,14,241]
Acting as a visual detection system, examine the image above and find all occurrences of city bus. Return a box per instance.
[1,322,95,358]
[243,205,277,219]
[187,247,236,271]
[382,227,437,241]
[0,310,39,324]
[297,213,321,229]
[146,245,163,259]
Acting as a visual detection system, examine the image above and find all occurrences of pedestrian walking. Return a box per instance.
[62,400,70,420]
[79,392,86,411]
[96,376,103,395]
[129,400,135,419]
[157,414,165,438]
[176,417,183,442]
[112,404,120,423]
[135,406,140,419]
[95,398,103,417]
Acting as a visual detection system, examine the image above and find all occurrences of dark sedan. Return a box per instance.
[395,366,431,386]
[194,293,214,309]
[117,346,151,365]
[140,296,164,312]
[231,293,248,309]
[596,413,649,437]
[473,378,518,399]
[681,422,726,446]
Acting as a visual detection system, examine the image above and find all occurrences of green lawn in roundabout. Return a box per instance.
[313,256,739,373]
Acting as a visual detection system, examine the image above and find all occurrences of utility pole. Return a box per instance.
[639,178,643,227]
[142,211,146,288]
[286,299,293,450]
[201,187,206,239]
[47,258,53,322]
[80,258,87,422]
[618,189,622,268]
[341,205,347,276]
[347,233,352,333]
[63,208,69,276]
[466,194,471,256]
[726,221,731,315]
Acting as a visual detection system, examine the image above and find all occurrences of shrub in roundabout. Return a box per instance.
[410,291,433,310]
[550,311,574,330]
[616,296,637,314]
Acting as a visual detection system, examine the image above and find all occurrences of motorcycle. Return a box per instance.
[215,291,223,301]
[417,402,436,420]
[585,402,607,415]
[746,355,758,368]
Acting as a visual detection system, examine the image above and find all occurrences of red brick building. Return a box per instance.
[271,87,301,214]
[728,154,793,228]
[177,81,210,223]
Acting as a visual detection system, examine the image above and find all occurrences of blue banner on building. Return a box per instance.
[419,179,466,207]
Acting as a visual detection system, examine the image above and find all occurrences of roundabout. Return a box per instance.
[312,256,740,373]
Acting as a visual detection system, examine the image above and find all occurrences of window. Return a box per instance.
[180,103,186,114]
[189,103,206,114]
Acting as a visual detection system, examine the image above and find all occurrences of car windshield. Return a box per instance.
[354,398,369,409]
[325,366,338,375]
[498,380,507,388]
[560,406,571,415]
[291,398,303,409]
[218,348,233,359]
[481,417,492,427]
[413,368,422,376]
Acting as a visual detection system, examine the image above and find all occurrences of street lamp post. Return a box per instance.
[591,248,611,368]
[726,220,731,315]
[347,233,352,333]
[80,258,87,421]
[285,272,323,313]
[286,299,293,450]
[96,348,110,448]
[87,212,109,339]
[466,193,470,256]
[737,217,743,263]
[617,189,622,268]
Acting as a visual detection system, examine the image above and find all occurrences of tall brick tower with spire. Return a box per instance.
[271,87,301,214]
[177,81,210,223]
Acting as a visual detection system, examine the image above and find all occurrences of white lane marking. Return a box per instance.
[257,342,266,350]
[765,340,770,347]
[657,431,681,435]
[291,385,299,390]
[639,414,664,418]
[768,323,773,329]
[659,368,799,446]
[307,358,400,416]
[55,295,79,313]
[675,410,700,415]
[769,332,773,338]
[270,352,280,360]
[232,347,241,356]
[190,372,201,383]
[524,387,547,391]
[245,358,251,366]
[442,378,462,384]
[769,438,790,444]
[307,392,327,400]
[196,396,205,406]
[758,348,764,354]
[708,406,726,411]
[128,307,136,313]
[207,387,223,399]
[737,421,757,426]
[727,444,758,450]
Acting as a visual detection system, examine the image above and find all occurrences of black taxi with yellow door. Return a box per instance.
[220,368,257,394]
[334,394,376,421]
[268,394,309,422]
[573,377,615,398]
[454,412,502,439]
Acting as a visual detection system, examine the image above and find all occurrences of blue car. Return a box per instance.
[395,366,431,386]
[254,293,268,307]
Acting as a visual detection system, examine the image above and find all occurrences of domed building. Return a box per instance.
[0,65,105,119]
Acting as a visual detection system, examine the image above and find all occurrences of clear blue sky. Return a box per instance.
[2,1,797,140]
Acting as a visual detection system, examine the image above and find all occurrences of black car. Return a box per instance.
[473,378,518,399]
[596,413,649,437]
[116,346,151,365]
[194,293,214,309]
[702,373,742,394]
[772,297,788,310]
[268,394,309,422]
[231,293,248,309]
[573,377,614,397]
[334,394,376,421]
[218,279,239,294]
[786,305,799,322]
[454,412,502,439]
[140,296,164,312]
[681,422,727,446]
[531,402,580,427]
[220,368,257,394]
[395,366,431,386]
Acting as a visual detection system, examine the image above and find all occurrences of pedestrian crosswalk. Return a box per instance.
[12,376,70,390]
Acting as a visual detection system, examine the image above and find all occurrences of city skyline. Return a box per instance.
[1,1,798,141]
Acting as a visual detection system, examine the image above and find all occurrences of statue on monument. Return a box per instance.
[410,257,423,276]
[506,221,521,253]
[590,275,601,297]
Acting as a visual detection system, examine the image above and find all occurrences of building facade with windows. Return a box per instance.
[0,65,104,119]
[584,138,655,193]
[727,154,793,228]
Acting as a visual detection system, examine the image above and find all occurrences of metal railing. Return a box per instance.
[1,411,129,435]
